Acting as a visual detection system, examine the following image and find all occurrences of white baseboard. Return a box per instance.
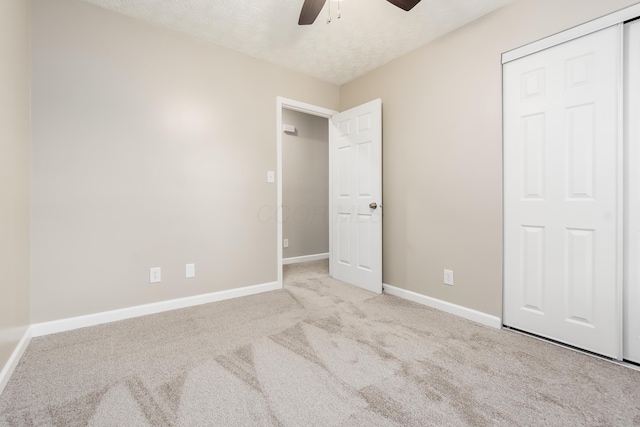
[0,327,32,396]
[283,253,329,265]
[31,281,280,337]
[382,283,502,329]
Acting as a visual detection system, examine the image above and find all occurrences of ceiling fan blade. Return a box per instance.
[386,0,422,11]
[299,0,327,25]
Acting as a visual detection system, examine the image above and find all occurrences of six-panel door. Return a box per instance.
[330,99,382,294]
[503,26,622,358]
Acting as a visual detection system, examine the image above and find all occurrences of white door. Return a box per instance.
[504,26,622,358]
[625,20,640,364]
[330,99,382,294]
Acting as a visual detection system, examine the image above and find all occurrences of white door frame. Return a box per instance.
[276,97,337,288]
[502,3,640,64]
[624,20,640,364]
[501,4,640,360]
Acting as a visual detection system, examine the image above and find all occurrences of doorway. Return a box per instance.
[275,97,383,294]
[281,109,330,267]
[276,98,336,288]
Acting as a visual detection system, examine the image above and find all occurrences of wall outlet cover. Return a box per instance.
[150,267,161,284]
[444,269,454,286]
[186,263,195,278]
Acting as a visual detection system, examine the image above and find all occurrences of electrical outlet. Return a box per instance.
[283,238,289,248]
[186,263,195,278]
[444,269,454,286]
[150,267,161,284]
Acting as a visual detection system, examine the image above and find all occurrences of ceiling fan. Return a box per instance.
[298,0,422,25]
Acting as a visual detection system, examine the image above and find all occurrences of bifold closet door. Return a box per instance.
[625,20,640,365]
[504,25,622,358]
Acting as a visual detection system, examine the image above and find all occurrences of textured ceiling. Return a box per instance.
[79,0,513,85]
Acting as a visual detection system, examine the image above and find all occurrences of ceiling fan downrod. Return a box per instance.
[326,0,340,24]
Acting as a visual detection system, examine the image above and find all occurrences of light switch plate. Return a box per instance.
[267,171,275,183]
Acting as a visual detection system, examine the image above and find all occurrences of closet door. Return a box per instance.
[625,20,640,364]
[504,25,622,358]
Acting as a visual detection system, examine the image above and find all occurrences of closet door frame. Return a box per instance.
[502,4,640,64]
[624,20,640,364]
[502,3,640,361]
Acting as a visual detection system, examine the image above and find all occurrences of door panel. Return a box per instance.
[625,20,640,364]
[504,26,622,358]
[330,99,382,294]
[521,225,545,314]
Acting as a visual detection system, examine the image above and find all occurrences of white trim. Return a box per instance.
[276,100,284,289]
[383,283,502,329]
[279,98,337,117]
[615,23,625,361]
[276,97,337,288]
[283,252,329,265]
[502,3,640,64]
[31,281,279,337]
[0,327,32,396]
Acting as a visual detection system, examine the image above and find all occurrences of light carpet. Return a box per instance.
[1,260,639,426]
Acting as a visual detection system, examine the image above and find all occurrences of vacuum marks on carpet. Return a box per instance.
[3,260,640,426]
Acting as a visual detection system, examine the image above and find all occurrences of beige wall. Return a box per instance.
[27,0,640,325]
[340,0,640,317]
[0,0,31,369]
[30,0,339,323]
[282,110,329,259]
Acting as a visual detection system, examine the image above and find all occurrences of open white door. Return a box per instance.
[330,99,382,294]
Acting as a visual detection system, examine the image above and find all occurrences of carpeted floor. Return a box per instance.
[1,260,640,426]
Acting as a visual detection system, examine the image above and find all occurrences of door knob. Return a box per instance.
[369,202,378,209]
